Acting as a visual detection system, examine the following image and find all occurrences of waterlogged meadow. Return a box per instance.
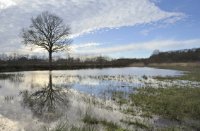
[0,67,199,131]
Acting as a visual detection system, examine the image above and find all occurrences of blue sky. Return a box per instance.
[73,0,200,58]
[0,0,200,58]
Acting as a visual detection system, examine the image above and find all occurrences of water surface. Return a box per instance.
[0,67,183,130]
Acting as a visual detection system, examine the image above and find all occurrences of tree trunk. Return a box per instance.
[49,51,52,70]
[48,71,53,111]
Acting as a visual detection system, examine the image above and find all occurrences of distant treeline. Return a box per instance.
[148,48,200,63]
[0,48,199,71]
[0,54,145,71]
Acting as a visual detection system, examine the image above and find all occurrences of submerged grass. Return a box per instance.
[120,119,149,129]
[42,123,96,131]
[70,126,95,131]
[111,91,128,106]
[130,87,200,121]
[0,73,24,82]
[82,113,99,125]
[0,73,15,79]
[82,113,128,131]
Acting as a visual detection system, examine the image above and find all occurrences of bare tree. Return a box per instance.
[22,11,71,69]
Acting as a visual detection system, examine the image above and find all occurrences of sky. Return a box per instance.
[0,0,200,58]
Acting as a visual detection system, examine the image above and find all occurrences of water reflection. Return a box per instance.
[0,73,24,83]
[21,71,69,122]
[0,68,191,130]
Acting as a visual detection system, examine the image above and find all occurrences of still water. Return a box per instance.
[0,67,182,130]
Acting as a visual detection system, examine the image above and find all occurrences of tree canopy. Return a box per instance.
[22,11,71,68]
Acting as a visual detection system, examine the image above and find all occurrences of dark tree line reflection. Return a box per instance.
[21,71,70,122]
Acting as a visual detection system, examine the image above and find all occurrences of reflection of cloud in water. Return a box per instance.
[0,68,198,130]
[0,70,132,130]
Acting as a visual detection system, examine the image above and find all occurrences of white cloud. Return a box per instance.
[140,29,151,36]
[71,39,200,56]
[0,0,16,10]
[5,38,200,58]
[70,42,101,54]
[68,0,184,36]
[150,0,162,4]
[72,42,100,49]
[0,0,185,54]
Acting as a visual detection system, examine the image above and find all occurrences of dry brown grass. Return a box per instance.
[128,62,200,70]
[148,62,200,68]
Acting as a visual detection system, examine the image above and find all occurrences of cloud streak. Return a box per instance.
[0,0,185,53]
[72,39,200,56]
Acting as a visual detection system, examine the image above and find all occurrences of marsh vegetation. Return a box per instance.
[0,67,199,131]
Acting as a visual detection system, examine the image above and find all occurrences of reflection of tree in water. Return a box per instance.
[21,71,70,122]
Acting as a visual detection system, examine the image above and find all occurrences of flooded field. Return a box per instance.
[0,67,199,131]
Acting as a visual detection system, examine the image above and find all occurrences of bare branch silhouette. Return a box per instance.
[22,11,72,69]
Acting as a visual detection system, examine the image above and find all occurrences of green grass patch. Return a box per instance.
[130,87,200,121]
[123,107,137,116]
[111,91,128,105]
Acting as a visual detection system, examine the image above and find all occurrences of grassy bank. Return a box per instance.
[147,62,200,81]
[128,86,200,130]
